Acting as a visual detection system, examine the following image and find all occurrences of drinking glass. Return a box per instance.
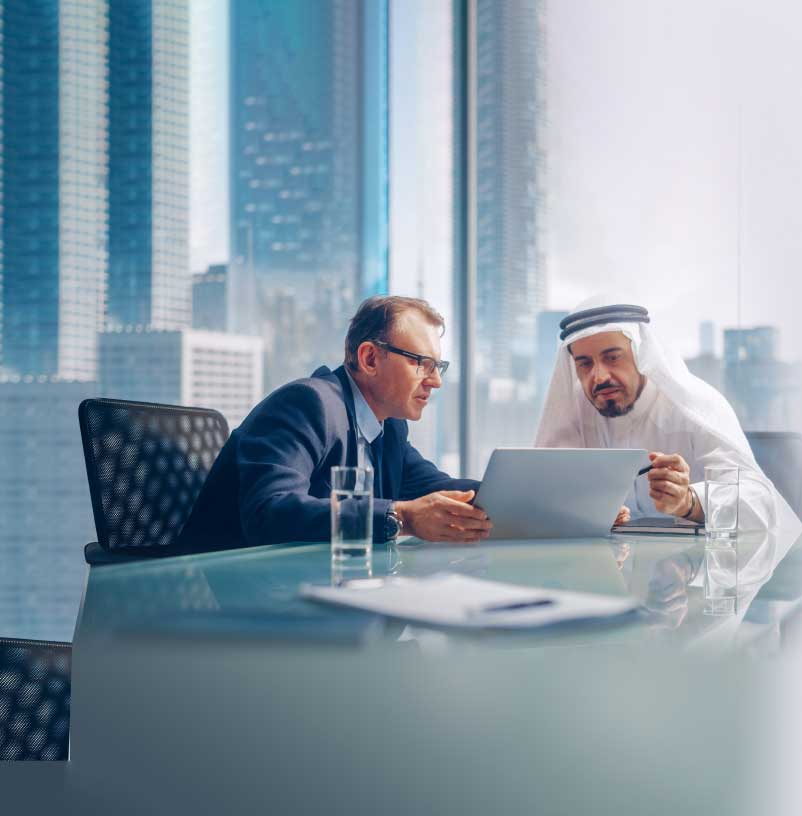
[704,465,739,541]
[330,466,373,561]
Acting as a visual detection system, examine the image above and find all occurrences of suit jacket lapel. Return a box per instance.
[330,365,359,468]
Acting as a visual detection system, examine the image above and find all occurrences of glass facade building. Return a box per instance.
[0,0,108,380]
[107,0,190,331]
[456,0,548,473]
[229,0,388,388]
[475,0,547,383]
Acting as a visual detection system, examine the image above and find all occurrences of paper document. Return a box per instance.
[300,573,638,629]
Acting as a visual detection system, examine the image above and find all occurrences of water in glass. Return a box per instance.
[331,487,373,560]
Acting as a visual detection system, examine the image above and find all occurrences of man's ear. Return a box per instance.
[356,341,379,376]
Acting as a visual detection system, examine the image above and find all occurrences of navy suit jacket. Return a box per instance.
[179,365,479,550]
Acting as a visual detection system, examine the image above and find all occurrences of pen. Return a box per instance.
[637,465,653,476]
[478,598,555,614]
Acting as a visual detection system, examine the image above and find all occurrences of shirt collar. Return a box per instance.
[344,368,383,443]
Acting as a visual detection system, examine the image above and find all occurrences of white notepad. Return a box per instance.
[300,573,638,629]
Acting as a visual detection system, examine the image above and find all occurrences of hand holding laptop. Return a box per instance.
[394,490,492,543]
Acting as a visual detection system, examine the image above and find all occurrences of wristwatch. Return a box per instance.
[384,503,404,541]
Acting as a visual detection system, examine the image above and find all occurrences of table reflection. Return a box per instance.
[75,525,802,656]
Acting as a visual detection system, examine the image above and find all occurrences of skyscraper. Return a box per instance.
[0,0,108,380]
[107,0,190,330]
[192,263,228,332]
[699,320,715,357]
[722,326,798,429]
[229,0,388,387]
[475,0,547,380]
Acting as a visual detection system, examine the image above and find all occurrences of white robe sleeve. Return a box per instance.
[689,428,776,533]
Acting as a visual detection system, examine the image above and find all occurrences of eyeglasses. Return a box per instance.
[373,341,450,378]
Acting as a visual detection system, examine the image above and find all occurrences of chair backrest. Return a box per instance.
[79,398,229,555]
[0,638,71,761]
[746,431,802,518]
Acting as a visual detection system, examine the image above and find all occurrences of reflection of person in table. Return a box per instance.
[180,295,492,549]
[535,297,795,531]
[641,544,704,629]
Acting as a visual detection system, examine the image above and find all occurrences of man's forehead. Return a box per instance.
[569,330,630,357]
[390,310,441,352]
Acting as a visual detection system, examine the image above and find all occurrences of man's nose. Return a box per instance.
[425,368,443,388]
[592,362,610,383]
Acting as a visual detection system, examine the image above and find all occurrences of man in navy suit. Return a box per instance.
[180,295,492,549]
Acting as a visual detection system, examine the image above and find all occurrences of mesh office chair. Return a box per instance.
[746,431,802,518]
[79,398,229,565]
[0,638,71,761]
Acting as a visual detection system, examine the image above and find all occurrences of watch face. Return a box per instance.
[386,512,400,539]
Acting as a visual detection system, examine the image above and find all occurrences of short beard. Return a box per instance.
[598,399,636,418]
[595,375,646,418]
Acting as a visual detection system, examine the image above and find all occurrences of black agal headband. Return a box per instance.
[559,304,650,341]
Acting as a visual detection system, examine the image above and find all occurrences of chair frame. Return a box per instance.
[79,397,229,564]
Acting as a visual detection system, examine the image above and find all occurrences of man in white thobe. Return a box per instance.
[535,300,792,531]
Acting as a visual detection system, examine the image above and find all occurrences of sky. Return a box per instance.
[547,0,802,360]
[190,0,802,361]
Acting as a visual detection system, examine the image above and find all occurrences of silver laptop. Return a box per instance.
[474,448,649,540]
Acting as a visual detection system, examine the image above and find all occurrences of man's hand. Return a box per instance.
[647,452,695,518]
[614,505,631,526]
[394,490,492,543]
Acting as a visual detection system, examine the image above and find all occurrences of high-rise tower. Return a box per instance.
[475,0,547,380]
[107,0,190,330]
[0,0,108,379]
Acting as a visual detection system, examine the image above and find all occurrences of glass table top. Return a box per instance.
[74,527,802,654]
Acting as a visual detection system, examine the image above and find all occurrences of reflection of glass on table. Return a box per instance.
[704,542,737,616]
[331,556,373,587]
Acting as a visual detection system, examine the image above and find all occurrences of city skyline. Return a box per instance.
[189,1,802,370]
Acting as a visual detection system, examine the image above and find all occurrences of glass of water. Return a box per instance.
[330,466,373,561]
[704,465,739,541]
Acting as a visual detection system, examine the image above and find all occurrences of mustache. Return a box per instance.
[593,381,620,397]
